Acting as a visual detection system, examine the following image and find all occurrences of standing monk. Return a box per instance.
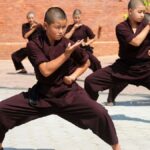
[85,0,150,105]
[11,11,44,74]
[0,7,121,150]
[65,9,101,72]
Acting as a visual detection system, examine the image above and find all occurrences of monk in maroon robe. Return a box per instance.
[85,0,150,106]
[11,11,43,74]
[0,7,121,150]
[65,9,101,72]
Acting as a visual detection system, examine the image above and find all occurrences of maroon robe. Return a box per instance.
[11,23,44,71]
[66,24,101,71]
[0,31,118,146]
[112,19,150,81]
[22,23,43,41]
[85,19,150,101]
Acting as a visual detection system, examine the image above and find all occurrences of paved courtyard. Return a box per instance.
[0,55,149,150]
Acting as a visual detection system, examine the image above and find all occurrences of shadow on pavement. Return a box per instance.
[111,114,150,123]
[7,72,34,76]
[116,99,150,106]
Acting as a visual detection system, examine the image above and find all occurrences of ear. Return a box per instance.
[43,22,48,30]
[128,8,132,15]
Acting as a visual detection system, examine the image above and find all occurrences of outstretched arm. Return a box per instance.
[82,37,95,46]
[39,40,83,77]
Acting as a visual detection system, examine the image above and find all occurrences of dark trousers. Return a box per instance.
[85,66,150,101]
[0,86,118,145]
[11,47,28,70]
[86,51,101,72]
[107,83,128,103]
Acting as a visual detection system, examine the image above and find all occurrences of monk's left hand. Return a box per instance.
[63,76,76,85]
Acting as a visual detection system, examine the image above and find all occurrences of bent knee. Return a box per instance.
[85,74,94,86]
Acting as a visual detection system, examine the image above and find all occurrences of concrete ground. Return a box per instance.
[0,55,150,150]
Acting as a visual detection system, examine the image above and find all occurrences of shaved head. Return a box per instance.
[26,11,35,18]
[73,9,82,16]
[44,7,67,25]
[128,0,145,9]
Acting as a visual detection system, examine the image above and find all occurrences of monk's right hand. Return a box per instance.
[74,23,82,29]
[30,22,39,29]
[65,40,83,56]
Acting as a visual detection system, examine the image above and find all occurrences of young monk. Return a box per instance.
[85,0,150,105]
[11,11,43,74]
[0,7,121,150]
[65,9,101,71]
